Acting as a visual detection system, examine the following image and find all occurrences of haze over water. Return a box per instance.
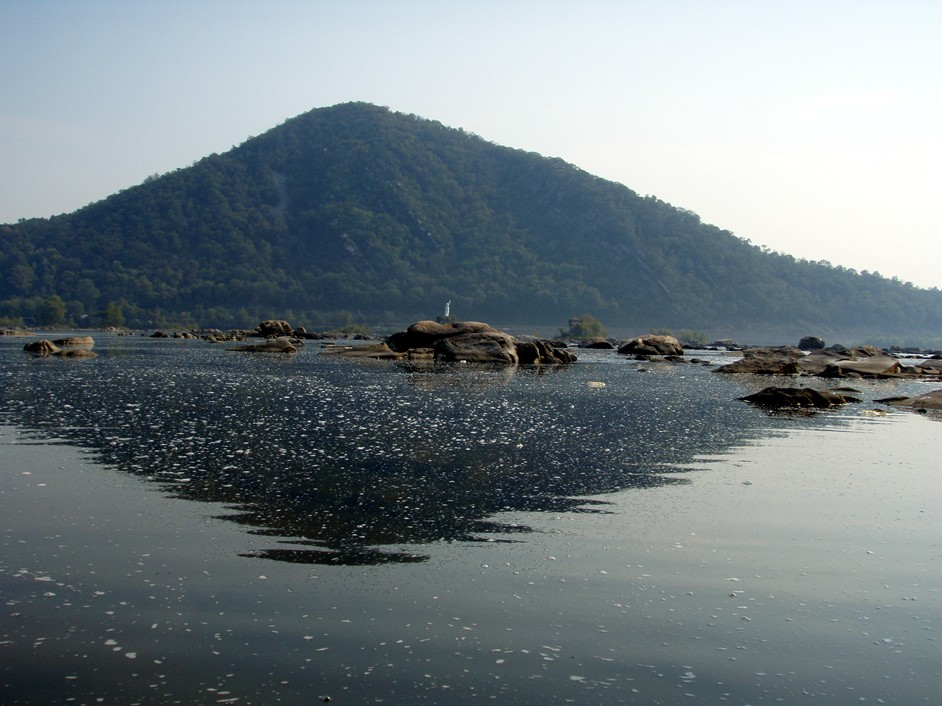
[1,334,940,703]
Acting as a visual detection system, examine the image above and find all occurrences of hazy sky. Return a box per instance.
[3,0,940,288]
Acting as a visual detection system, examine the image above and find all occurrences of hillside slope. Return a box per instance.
[2,102,940,339]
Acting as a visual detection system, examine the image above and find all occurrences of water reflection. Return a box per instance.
[1,338,782,565]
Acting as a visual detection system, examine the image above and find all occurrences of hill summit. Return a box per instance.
[2,101,940,340]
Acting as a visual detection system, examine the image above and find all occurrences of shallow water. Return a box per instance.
[1,334,939,703]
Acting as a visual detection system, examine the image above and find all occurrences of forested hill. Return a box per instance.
[2,101,941,341]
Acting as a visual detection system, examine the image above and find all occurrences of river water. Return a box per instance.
[1,334,939,704]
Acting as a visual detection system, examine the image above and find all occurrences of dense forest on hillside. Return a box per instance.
[2,102,940,342]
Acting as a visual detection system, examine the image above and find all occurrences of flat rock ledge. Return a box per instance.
[227,337,298,354]
[876,388,942,411]
[326,320,576,366]
[716,346,942,380]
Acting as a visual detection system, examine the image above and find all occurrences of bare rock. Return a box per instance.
[55,348,98,358]
[617,334,683,357]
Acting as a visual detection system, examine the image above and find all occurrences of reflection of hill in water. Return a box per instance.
[1,340,776,565]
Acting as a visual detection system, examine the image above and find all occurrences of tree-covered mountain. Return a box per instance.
[2,101,940,341]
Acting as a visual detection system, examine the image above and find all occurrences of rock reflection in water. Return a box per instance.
[0,339,766,565]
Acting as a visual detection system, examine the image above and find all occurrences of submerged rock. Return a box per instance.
[321,342,404,359]
[227,337,298,354]
[55,348,98,358]
[740,386,861,408]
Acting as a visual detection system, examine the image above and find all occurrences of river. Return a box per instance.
[1,333,939,703]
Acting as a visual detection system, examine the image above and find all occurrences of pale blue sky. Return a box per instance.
[2,0,940,287]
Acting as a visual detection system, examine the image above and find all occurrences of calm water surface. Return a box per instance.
[1,334,939,704]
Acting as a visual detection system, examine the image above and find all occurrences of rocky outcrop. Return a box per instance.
[202,329,247,343]
[740,386,861,408]
[617,334,683,357]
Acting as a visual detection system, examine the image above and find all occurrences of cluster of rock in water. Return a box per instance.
[20,336,98,358]
[324,320,577,366]
[13,320,942,411]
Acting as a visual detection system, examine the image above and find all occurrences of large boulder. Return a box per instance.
[516,339,578,365]
[740,386,860,408]
[386,320,498,352]
[798,336,826,351]
[24,339,60,355]
[617,334,683,357]
[255,320,295,337]
[433,331,519,364]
